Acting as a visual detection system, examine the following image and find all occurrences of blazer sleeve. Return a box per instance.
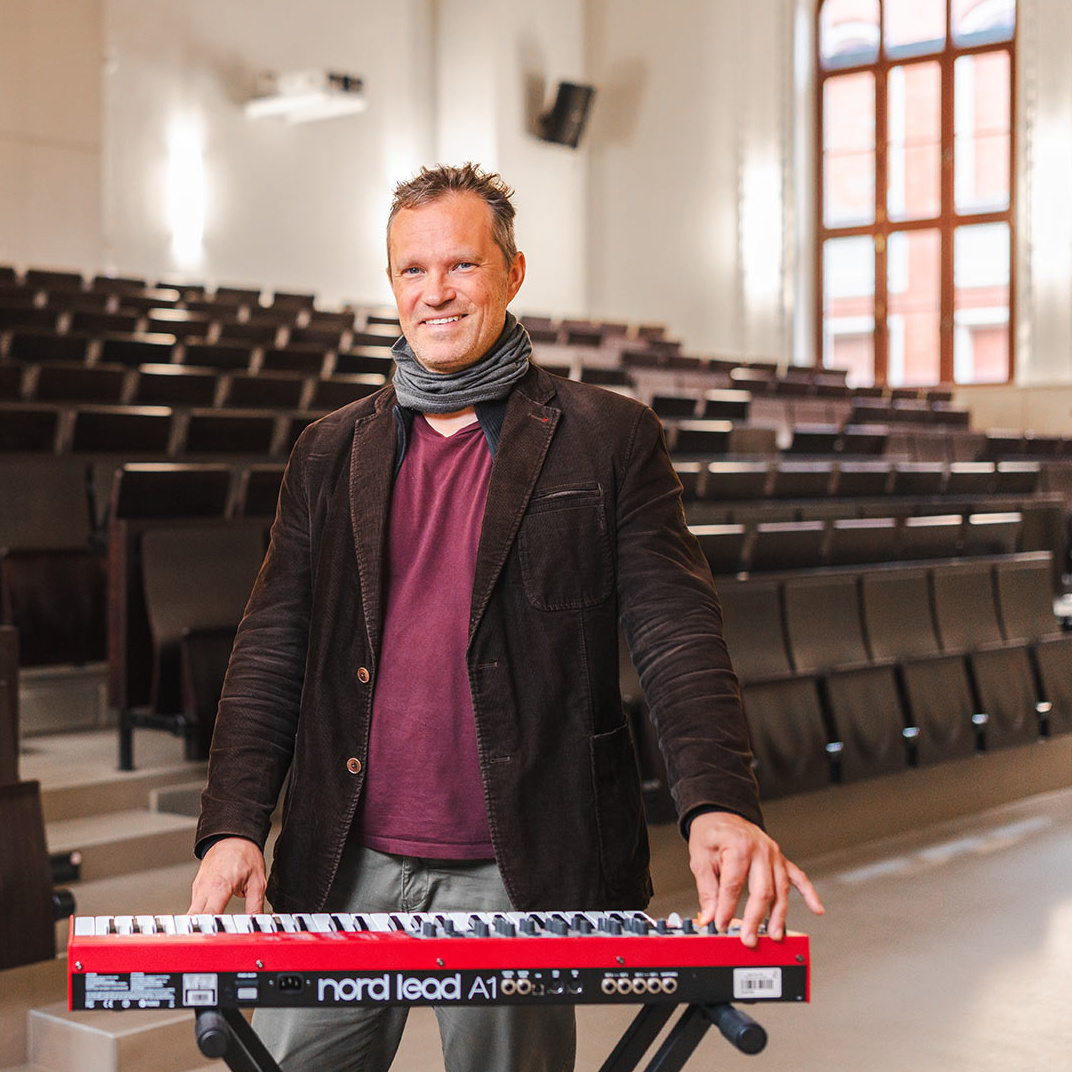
[194,435,315,855]
[614,404,763,831]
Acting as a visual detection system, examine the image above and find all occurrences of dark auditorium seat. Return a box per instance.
[145,308,215,338]
[133,364,219,407]
[962,512,1022,557]
[860,565,977,764]
[183,409,278,455]
[0,404,61,452]
[898,514,963,560]
[109,463,233,521]
[139,521,265,729]
[651,393,700,419]
[288,325,345,348]
[9,329,89,364]
[834,460,891,497]
[183,341,255,371]
[221,372,307,410]
[99,332,176,367]
[25,269,83,291]
[0,458,105,665]
[0,308,61,332]
[69,310,141,335]
[930,560,1042,748]
[690,523,747,576]
[334,349,394,377]
[785,424,840,455]
[945,462,996,496]
[33,363,127,404]
[261,346,328,375]
[701,389,750,421]
[826,517,898,567]
[717,579,832,797]
[310,374,387,410]
[666,420,732,456]
[768,461,835,499]
[837,424,889,455]
[748,520,826,572]
[994,553,1072,736]
[70,405,173,454]
[994,460,1041,495]
[702,461,770,503]
[0,365,23,400]
[891,462,946,497]
[236,464,286,517]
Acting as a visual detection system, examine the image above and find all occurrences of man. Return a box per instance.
[189,163,823,1071]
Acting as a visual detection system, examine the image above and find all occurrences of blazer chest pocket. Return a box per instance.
[517,485,613,610]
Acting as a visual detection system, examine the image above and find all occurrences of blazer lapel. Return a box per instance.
[348,392,398,661]
[469,371,560,641]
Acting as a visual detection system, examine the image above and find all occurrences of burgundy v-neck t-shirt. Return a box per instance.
[356,415,495,858]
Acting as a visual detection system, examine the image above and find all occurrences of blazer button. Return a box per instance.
[357,667,371,684]
[347,757,363,775]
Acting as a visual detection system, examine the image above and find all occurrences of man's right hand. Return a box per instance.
[188,837,267,915]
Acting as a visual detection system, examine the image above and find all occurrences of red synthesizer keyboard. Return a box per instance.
[68,910,809,1013]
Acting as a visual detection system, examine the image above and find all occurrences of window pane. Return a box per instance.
[883,0,946,57]
[888,62,942,222]
[887,230,941,386]
[823,236,875,387]
[954,222,1009,383]
[952,0,1016,46]
[823,72,876,227]
[820,0,880,68]
[955,51,1011,214]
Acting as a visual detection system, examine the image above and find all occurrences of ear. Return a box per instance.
[507,251,526,302]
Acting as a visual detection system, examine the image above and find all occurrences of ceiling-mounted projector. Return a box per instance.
[244,70,368,124]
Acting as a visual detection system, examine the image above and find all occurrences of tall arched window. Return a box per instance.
[817,0,1016,387]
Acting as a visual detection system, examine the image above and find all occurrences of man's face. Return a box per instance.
[388,192,526,374]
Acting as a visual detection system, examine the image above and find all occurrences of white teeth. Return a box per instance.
[426,316,462,325]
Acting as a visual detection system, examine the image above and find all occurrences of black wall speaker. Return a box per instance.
[539,82,596,148]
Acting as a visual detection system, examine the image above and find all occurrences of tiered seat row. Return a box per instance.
[718,552,1072,799]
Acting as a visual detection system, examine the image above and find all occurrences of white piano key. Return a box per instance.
[217,915,237,933]
[94,916,113,936]
[113,915,134,935]
[276,914,300,933]
[367,913,399,932]
[309,914,336,933]
[174,915,194,934]
[332,913,356,932]
[135,915,157,935]
[293,913,316,932]
[254,914,277,933]
[74,917,95,936]
[157,915,176,934]
[195,914,218,934]
[231,914,253,933]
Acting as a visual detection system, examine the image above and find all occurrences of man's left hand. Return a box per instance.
[688,811,825,947]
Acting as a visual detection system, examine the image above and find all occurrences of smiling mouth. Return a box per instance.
[424,315,464,326]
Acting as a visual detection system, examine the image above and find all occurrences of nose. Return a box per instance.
[421,269,455,308]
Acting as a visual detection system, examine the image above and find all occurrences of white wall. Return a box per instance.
[585,0,795,360]
[434,0,590,318]
[0,0,103,269]
[99,0,436,305]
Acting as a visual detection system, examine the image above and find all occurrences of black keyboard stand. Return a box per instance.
[196,1001,766,1072]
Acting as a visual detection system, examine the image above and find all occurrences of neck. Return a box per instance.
[422,407,478,437]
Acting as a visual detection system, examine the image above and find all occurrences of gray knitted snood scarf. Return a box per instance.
[390,312,531,414]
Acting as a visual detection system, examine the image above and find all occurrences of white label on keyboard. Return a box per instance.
[183,973,218,1006]
[733,967,782,1000]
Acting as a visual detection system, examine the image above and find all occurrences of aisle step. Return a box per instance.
[27,1002,206,1072]
[47,809,198,883]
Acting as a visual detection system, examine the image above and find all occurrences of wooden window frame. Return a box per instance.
[816,0,1017,386]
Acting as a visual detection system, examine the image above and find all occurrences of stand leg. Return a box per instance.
[639,1005,710,1072]
[597,1004,675,1072]
[195,1008,285,1072]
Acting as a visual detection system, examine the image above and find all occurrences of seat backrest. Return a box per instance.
[748,520,826,573]
[860,566,940,660]
[0,459,91,550]
[930,560,1003,652]
[783,573,869,673]
[995,554,1060,642]
[109,463,233,520]
[826,516,897,567]
[716,579,792,682]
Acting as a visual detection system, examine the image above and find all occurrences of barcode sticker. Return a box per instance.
[733,967,782,999]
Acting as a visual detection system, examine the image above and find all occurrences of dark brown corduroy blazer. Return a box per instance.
[196,364,760,912]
